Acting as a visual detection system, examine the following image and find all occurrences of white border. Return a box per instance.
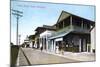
[0,0,10,67]
[0,0,99,67]
[22,0,95,5]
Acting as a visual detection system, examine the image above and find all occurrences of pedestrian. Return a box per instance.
[61,41,65,55]
[40,46,43,52]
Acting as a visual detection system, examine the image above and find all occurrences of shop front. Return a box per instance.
[49,32,90,53]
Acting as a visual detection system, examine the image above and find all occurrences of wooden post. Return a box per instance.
[81,19,83,28]
[79,39,81,52]
[63,21,64,28]
[70,16,72,27]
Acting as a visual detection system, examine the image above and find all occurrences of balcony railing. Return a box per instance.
[72,25,90,33]
[51,25,90,37]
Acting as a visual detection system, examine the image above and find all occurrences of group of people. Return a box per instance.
[40,41,65,55]
[56,41,65,55]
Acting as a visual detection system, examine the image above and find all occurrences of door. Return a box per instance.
[81,38,87,52]
[83,39,87,52]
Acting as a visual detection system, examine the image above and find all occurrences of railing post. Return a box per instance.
[70,16,73,28]
[63,21,65,28]
[81,19,83,29]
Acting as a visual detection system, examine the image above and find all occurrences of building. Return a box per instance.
[24,35,30,48]
[40,30,55,51]
[28,35,35,48]
[90,26,95,53]
[49,11,95,53]
[34,25,56,49]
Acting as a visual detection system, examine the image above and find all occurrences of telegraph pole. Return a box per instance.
[12,9,23,45]
[18,35,21,45]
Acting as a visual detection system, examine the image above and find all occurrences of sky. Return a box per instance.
[11,1,95,45]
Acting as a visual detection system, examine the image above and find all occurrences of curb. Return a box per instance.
[16,50,20,66]
[20,48,31,65]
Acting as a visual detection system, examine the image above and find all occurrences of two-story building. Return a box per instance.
[49,11,95,53]
[34,25,56,49]
[28,35,35,48]
[24,35,30,48]
[39,25,56,51]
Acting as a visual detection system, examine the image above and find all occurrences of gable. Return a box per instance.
[57,11,70,23]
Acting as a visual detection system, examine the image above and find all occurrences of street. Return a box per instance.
[17,48,78,66]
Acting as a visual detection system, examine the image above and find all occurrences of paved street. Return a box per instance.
[17,48,78,66]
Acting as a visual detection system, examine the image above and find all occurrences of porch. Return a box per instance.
[49,32,91,53]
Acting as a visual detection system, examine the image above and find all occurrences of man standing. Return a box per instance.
[40,46,43,52]
[61,41,65,55]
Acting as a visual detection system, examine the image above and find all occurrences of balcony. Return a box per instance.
[51,25,90,37]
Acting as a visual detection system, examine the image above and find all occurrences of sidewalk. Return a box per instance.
[16,48,30,66]
[40,49,95,62]
[21,48,78,65]
[21,47,95,64]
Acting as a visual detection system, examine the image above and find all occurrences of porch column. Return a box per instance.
[70,16,73,27]
[63,21,65,28]
[41,38,43,48]
[51,40,54,52]
[43,38,45,50]
[39,38,41,48]
[53,40,54,51]
[79,39,81,52]
[83,39,86,52]
[87,44,89,52]
[54,40,56,53]
[81,19,83,28]
[25,44,26,48]
[30,41,32,48]
[40,37,42,48]
[35,41,37,48]
[46,35,48,51]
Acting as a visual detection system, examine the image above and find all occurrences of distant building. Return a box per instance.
[24,35,30,48]
[28,35,35,48]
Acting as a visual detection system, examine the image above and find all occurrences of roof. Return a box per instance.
[56,10,95,24]
[28,35,35,40]
[35,27,45,31]
[57,11,70,23]
[89,25,95,32]
[35,25,56,31]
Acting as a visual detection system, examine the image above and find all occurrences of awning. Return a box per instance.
[49,31,70,40]
[55,38,63,41]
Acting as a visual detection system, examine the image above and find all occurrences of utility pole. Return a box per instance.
[18,35,21,45]
[12,9,23,45]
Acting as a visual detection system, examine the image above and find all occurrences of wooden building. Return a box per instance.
[49,11,95,53]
